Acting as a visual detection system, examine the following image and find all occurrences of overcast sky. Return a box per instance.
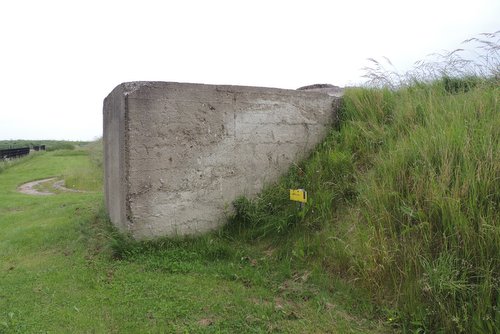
[0,0,498,141]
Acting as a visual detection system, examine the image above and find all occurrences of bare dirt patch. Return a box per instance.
[53,180,87,193]
[17,178,88,195]
[17,178,57,195]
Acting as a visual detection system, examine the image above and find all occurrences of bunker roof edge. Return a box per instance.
[105,81,343,100]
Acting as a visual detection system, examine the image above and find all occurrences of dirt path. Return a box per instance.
[17,178,87,195]
[53,180,86,193]
[17,178,57,195]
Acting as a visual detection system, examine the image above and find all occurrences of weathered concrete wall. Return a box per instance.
[104,82,341,239]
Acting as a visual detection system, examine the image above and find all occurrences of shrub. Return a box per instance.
[46,142,75,151]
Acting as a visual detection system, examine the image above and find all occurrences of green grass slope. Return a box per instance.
[0,150,385,332]
[230,79,499,333]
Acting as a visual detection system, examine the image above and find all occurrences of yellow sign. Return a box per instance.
[290,189,307,203]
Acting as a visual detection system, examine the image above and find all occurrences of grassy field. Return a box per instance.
[0,149,385,333]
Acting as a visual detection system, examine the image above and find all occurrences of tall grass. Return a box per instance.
[362,30,499,88]
[228,32,499,333]
[45,142,75,151]
[62,139,103,191]
[346,82,499,333]
[0,154,35,174]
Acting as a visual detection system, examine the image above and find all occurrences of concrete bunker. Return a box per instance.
[103,82,341,239]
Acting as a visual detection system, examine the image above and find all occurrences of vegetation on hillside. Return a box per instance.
[0,140,87,151]
[228,32,499,333]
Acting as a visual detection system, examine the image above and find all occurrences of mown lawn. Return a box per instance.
[0,151,385,333]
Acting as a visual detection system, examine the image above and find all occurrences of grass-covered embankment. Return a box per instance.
[0,147,385,332]
[230,78,499,333]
